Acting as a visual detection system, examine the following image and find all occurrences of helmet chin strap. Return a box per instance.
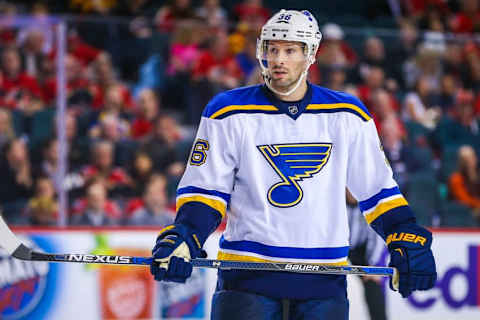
[261,60,312,97]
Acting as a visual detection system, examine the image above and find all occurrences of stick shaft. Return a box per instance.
[14,247,394,277]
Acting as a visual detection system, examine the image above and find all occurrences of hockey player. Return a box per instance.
[150,9,437,319]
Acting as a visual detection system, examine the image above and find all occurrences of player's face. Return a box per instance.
[266,41,307,91]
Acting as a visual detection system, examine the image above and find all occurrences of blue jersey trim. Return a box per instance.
[219,236,349,259]
[177,186,231,203]
[201,84,372,121]
[358,186,401,212]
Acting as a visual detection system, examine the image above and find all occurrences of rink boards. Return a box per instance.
[0,228,478,320]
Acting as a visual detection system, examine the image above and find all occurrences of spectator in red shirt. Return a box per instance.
[449,0,480,33]
[370,88,405,137]
[80,140,133,196]
[125,173,175,226]
[71,179,121,226]
[193,31,243,89]
[42,54,91,106]
[154,0,196,32]
[131,88,160,139]
[67,30,103,66]
[317,23,357,69]
[0,46,44,112]
[90,54,134,110]
[233,0,270,27]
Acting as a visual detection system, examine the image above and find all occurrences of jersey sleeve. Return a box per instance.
[174,98,239,245]
[346,118,415,240]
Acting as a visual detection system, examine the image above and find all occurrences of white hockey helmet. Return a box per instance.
[257,9,322,96]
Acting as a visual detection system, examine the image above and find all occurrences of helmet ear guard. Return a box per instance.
[256,9,322,96]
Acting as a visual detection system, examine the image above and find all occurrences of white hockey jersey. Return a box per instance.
[176,83,409,267]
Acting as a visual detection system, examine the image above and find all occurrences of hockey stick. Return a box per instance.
[0,215,399,289]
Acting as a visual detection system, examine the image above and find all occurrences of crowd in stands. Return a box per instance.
[0,0,480,227]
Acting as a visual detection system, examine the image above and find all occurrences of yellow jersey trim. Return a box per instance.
[306,103,371,121]
[365,197,409,224]
[217,251,349,266]
[210,105,279,119]
[176,195,226,218]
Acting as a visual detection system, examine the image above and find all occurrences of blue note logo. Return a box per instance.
[0,237,50,320]
[258,143,332,207]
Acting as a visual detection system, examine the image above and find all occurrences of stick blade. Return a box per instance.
[0,214,22,255]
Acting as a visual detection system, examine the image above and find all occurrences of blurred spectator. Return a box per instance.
[35,137,84,197]
[89,113,130,142]
[357,66,399,112]
[195,0,228,29]
[402,75,442,129]
[98,84,134,119]
[23,176,58,226]
[442,42,469,84]
[390,21,420,89]
[432,89,480,153]
[130,152,155,196]
[324,66,348,92]
[235,34,258,80]
[356,36,395,85]
[404,46,443,91]
[317,23,357,69]
[0,46,44,113]
[71,180,121,226]
[90,54,134,110]
[464,41,480,91]
[233,0,270,29]
[437,73,458,112]
[62,112,89,169]
[449,0,480,33]
[193,31,243,88]
[43,54,91,107]
[167,21,201,76]
[81,140,133,196]
[418,2,448,32]
[125,174,175,226]
[370,88,403,136]
[16,2,54,75]
[141,114,187,175]
[0,108,15,150]
[403,0,450,21]
[448,145,480,219]
[154,0,196,32]
[18,30,48,80]
[380,115,409,190]
[131,88,160,139]
[35,137,60,186]
[67,30,103,67]
[89,113,136,166]
[0,138,34,218]
[189,30,243,122]
[0,3,17,47]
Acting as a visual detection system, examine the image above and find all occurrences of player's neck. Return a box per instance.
[273,80,308,102]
